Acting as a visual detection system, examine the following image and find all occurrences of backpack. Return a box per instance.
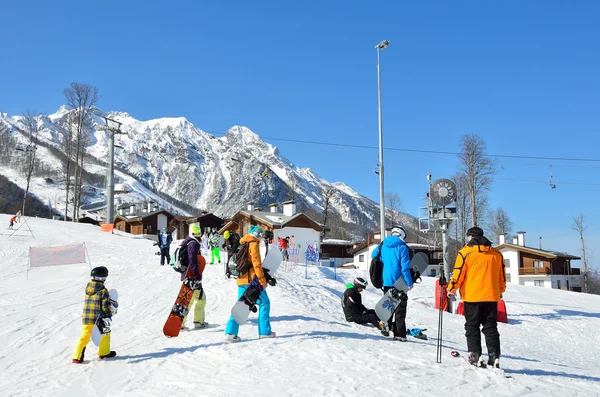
[232,242,252,275]
[171,239,193,273]
[369,242,385,289]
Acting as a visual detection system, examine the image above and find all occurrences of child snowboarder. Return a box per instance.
[72,266,117,363]
[341,277,389,336]
[8,215,17,229]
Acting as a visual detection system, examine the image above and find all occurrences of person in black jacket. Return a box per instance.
[223,229,241,278]
[342,277,389,336]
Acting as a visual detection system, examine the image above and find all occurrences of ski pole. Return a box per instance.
[436,274,447,364]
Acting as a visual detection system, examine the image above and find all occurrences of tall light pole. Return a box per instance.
[376,39,389,239]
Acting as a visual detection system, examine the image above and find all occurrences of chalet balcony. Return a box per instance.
[518,267,550,276]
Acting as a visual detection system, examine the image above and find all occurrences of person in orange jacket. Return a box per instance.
[447,227,506,368]
[224,225,275,342]
[9,216,17,229]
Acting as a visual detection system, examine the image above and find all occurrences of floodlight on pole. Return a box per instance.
[375,39,389,239]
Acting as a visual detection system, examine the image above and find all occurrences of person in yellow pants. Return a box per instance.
[181,289,207,330]
[72,266,117,363]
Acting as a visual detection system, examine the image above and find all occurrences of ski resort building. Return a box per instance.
[112,201,174,240]
[220,201,323,263]
[495,231,582,291]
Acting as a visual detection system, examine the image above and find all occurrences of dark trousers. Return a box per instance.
[160,247,171,266]
[383,286,408,338]
[464,301,501,356]
[350,309,380,328]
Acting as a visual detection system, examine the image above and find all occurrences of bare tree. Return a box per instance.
[487,207,513,244]
[457,134,497,227]
[452,172,471,249]
[571,214,590,293]
[58,111,76,220]
[385,191,403,227]
[63,82,99,221]
[20,111,41,215]
[322,186,336,238]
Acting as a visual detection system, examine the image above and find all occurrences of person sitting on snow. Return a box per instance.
[341,277,389,336]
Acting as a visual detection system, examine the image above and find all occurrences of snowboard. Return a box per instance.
[375,252,429,322]
[230,247,282,325]
[91,289,119,346]
[163,256,205,338]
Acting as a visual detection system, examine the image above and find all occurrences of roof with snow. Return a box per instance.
[495,243,581,260]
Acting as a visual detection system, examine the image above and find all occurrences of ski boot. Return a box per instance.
[99,351,117,360]
[194,322,209,329]
[468,352,486,367]
[488,352,500,368]
[378,321,390,337]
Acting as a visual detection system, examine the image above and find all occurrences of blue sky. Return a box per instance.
[2,1,599,269]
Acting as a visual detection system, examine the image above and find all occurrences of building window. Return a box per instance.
[506,273,511,283]
[430,268,437,277]
[534,260,544,268]
[359,254,364,263]
[504,259,510,268]
[534,280,544,287]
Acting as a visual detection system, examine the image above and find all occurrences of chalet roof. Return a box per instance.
[114,209,174,223]
[220,209,323,233]
[495,243,581,260]
[186,213,224,224]
[321,239,354,246]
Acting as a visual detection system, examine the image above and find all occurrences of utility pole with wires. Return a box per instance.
[98,117,124,224]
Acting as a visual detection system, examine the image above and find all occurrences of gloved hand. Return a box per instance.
[109,299,119,315]
[101,318,112,334]
[267,277,277,287]
[184,278,202,291]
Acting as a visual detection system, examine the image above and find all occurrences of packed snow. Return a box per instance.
[1,214,600,397]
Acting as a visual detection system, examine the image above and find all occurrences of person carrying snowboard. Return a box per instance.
[158,227,173,266]
[225,225,275,342]
[180,224,208,330]
[447,227,506,368]
[208,227,221,264]
[72,266,117,363]
[371,225,412,341]
[342,277,389,336]
[222,229,241,278]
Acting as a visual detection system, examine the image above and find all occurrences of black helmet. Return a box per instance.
[91,266,109,281]
[354,277,368,289]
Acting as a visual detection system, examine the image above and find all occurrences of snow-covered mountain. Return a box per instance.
[0,108,385,231]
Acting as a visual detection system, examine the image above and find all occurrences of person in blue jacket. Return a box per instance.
[158,228,173,266]
[371,225,412,341]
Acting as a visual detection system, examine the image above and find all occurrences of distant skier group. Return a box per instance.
[72,221,505,368]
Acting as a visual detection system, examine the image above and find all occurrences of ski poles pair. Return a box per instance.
[436,274,447,364]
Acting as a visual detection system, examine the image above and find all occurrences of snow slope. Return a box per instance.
[1,215,599,397]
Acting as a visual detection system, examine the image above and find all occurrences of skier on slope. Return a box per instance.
[447,227,506,368]
[72,266,117,363]
[180,224,208,330]
[9,215,17,229]
[371,225,412,341]
[208,227,221,265]
[225,225,275,342]
[341,277,389,336]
